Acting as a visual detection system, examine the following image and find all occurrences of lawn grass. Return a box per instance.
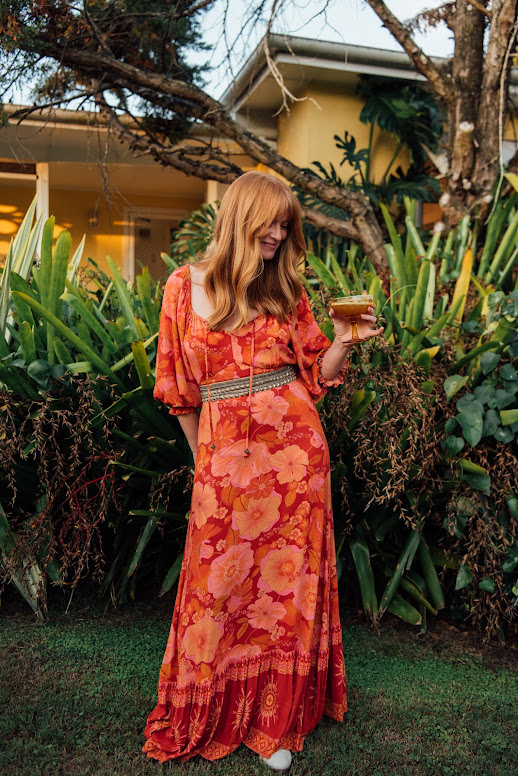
[1,592,517,776]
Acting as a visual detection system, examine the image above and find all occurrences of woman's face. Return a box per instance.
[258,212,289,260]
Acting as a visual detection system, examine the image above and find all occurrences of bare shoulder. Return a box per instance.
[189,262,207,286]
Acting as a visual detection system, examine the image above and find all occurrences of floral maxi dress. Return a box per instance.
[143,265,347,762]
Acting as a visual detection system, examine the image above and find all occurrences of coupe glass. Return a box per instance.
[330,294,374,341]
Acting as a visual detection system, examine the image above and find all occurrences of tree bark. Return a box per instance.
[471,0,518,203]
[449,0,485,184]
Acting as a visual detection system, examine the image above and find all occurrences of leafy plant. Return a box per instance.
[0,210,192,612]
[168,201,218,265]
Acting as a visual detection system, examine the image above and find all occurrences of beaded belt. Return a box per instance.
[200,365,297,403]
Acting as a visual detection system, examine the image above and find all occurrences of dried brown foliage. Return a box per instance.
[0,378,121,593]
[323,338,517,640]
[325,342,450,524]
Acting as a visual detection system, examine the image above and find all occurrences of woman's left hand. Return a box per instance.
[329,306,384,344]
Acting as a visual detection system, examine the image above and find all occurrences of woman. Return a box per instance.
[144,171,383,771]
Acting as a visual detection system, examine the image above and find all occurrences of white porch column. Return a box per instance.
[205,179,219,204]
[35,163,50,223]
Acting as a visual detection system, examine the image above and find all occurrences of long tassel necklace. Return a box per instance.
[244,319,255,456]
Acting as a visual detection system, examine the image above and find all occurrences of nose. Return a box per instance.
[270,223,283,240]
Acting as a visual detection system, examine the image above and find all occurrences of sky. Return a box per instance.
[195,0,454,98]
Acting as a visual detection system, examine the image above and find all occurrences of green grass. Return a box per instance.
[1,594,517,776]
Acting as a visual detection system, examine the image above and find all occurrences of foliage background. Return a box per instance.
[0,185,517,640]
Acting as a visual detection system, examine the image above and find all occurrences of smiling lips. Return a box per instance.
[260,240,280,257]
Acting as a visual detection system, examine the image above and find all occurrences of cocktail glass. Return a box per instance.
[330,294,374,342]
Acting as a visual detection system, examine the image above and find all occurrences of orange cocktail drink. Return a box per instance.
[330,294,374,341]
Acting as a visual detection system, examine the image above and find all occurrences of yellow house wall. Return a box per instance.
[0,184,203,276]
[0,186,36,257]
[277,84,409,183]
[50,190,199,276]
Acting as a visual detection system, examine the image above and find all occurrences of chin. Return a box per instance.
[260,247,279,260]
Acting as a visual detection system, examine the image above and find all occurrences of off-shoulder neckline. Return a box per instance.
[185,264,266,334]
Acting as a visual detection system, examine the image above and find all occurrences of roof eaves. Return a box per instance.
[221,33,448,110]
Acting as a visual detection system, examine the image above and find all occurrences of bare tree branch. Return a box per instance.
[466,0,492,18]
[95,92,374,255]
[300,205,361,242]
[364,0,453,102]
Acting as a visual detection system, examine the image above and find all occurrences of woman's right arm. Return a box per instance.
[178,411,200,462]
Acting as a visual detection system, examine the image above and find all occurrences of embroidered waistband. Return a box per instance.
[200,365,297,402]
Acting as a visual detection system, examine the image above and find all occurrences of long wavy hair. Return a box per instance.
[201,171,306,331]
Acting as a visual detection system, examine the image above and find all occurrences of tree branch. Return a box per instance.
[466,0,492,18]
[364,0,453,102]
[46,42,383,218]
[300,206,361,242]
[96,95,372,252]
[95,96,242,181]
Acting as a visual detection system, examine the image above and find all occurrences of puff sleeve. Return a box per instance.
[291,289,347,402]
[153,268,202,415]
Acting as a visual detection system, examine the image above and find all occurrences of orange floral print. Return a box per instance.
[211,439,272,488]
[191,481,219,529]
[247,594,287,630]
[182,615,224,664]
[294,573,319,620]
[207,542,254,599]
[144,266,347,764]
[232,492,282,540]
[251,389,289,426]
[270,445,309,484]
[260,545,305,595]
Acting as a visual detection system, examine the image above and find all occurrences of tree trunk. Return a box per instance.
[442,0,487,223]
[470,0,518,208]
[366,0,518,227]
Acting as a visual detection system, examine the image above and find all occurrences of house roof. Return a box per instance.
[222,33,518,138]
[221,34,443,114]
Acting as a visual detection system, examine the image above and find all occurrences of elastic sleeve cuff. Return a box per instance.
[316,350,348,388]
[168,406,200,416]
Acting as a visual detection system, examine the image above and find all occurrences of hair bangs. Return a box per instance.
[247,179,299,239]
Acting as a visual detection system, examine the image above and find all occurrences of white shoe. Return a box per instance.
[259,748,292,772]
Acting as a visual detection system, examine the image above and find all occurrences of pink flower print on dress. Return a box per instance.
[288,379,314,407]
[308,472,325,492]
[247,595,287,630]
[310,430,325,449]
[245,473,277,500]
[191,482,219,529]
[270,445,309,484]
[154,374,177,396]
[217,643,262,672]
[231,492,282,540]
[260,545,305,595]
[177,658,197,687]
[182,615,224,664]
[294,573,319,620]
[251,390,289,426]
[211,440,272,488]
[207,542,254,599]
